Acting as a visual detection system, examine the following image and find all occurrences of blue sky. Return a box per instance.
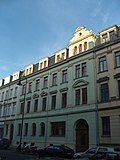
[0,0,120,79]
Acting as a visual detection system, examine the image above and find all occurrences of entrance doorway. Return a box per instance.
[75,119,89,152]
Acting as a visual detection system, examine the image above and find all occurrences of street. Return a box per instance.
[0,148,73,160]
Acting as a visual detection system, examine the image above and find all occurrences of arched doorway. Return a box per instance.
[10,124,14,144]
[75,119,89,152]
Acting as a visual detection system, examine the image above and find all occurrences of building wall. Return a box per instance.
[13,49,97,150]
[96,38,120,148]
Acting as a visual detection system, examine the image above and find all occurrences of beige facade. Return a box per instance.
[95,25,120,148]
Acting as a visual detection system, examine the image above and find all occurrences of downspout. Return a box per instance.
[93,47,99,146]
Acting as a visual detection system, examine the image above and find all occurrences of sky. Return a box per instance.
[0,0,120,79]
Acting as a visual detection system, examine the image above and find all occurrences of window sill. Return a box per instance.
[98,70,108,74]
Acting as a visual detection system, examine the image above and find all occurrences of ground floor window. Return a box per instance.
[101,116,110,136]
[51,121,65,136]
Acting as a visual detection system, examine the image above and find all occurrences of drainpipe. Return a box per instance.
[93,47,100,146]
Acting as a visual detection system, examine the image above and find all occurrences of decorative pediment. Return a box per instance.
[72,79,88,88]
[41,91,48,97]
[33,93,39,99]
[69,26,95,46]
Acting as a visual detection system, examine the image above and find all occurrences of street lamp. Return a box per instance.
[17,78,27,150]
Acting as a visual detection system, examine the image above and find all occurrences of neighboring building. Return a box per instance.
[0,71,21,142]
[95,25,120,149]
[0,24,120,151]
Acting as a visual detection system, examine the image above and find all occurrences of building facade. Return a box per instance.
[0,24,120,151]
[95,25,120,149]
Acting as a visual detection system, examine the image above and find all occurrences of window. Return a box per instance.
[26,69,28,75]
[82,88,87,104]
[0,106,2,117]
[40,62,43,69]
[35,79,40,91]
[115,51,120,67]
[42,97,47,111]
[57,55,60,61]
[102,34,108,43]
[26,101,30,113]
[79,44,82,53]
[5,90,9,99]
[99,56,107,72]
[62,93,67,108]
[52,73,57,86]
[74,46,77,55]
[18,123,21,136]
[22,85,26,95]
[14,87,18,97]
[51,122,65,136]
[24,123,28,136]
[75,64,80,79]
[32,123,36,136]
[28,82,32,93]
[5,124,9,136]
[84,42,87,51]
[12,102,16,115]
[20,102,24,114]
[82,62,87,76]
[88,41,94,49]
[40,122,45,136]
[118,80,120,98]
[34,99,38,112]
[100,83,109,102]
[43,76,48,88]
[1,92,4,101]
[102,116,110,136]
[10,89,13,98]
[109,30,116,41]
[62,69,67,83]
[51,95,56,109]
[75,89,80,105]
[61,52,65,60]
[44,61,47,68]
[29,67,32,74]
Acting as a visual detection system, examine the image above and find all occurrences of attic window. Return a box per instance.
[79,32,82,36]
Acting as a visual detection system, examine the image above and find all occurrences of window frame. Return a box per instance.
[99,56,107,72]
[101,116,110,136]
[51,121,66,137]
[115,51,120,68]
[100,83,109,102]
[62,69,67,83]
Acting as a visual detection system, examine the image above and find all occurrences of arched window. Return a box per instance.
[84,42,87,51]
[40,122,45,136]
[32,123,36,136]
[79,44,82,53]
[74,46,77,55]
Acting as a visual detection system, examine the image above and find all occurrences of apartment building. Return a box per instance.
[95,25,120,148]
[0,71,20,142]
[0,24,120,151]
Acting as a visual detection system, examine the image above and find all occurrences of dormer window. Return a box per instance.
[40,62,43,69]
[109,30,116,41]
[44,61,46,67]
[57,55,60,61]
[29,68,32,74]
[61,52,65,60]
[102,34,108,43]
[38,57,48,70]
[26,69,29,75]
